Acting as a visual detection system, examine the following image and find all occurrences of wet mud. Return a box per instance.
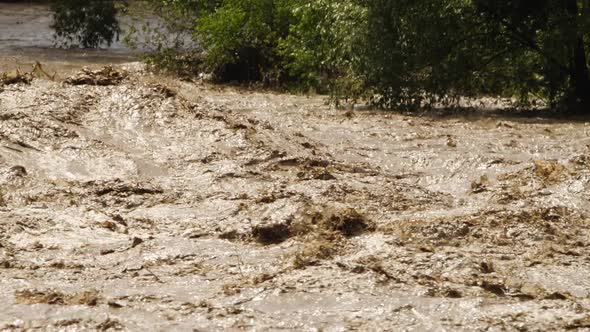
[1,63,590,331]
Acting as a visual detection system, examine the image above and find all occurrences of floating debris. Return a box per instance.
[1,68,33,86]
[65,66,127,86]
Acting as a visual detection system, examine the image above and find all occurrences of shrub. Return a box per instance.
[123,0,203,76]
[124,0,590,113]
[126,0,363,92]
[278,0,367,101]
[195,0,294,83]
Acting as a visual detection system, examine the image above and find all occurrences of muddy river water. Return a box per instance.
[2,4,590,332]
[0,3,134,75]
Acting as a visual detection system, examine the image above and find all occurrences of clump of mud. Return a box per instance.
[65,66,127,86]
[470,175,490,193]
[321,207,374,236]
[252,205,374,245]
[1,69,32,86]
[290,206,374,268]
[293,237,340,269]
[533,159,568,183]
[291,205,375,238]
[15,289,102,306]
[251,222,291,245]
[1,62,57,87]
[250,206,374,269]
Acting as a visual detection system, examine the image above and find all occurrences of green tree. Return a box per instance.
[362,0,590,112]
[125,0,590,113]
[123,0,204,76]
[128,0,293,82]
[475,0,590,110]
[51,0,122,48]
[278,0,366,99]
[132,0,363,90]
[194,0,295,83]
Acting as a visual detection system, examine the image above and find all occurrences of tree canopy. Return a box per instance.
[360,0,590,111]
[51,0,590,113]
[50,0,122,48]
